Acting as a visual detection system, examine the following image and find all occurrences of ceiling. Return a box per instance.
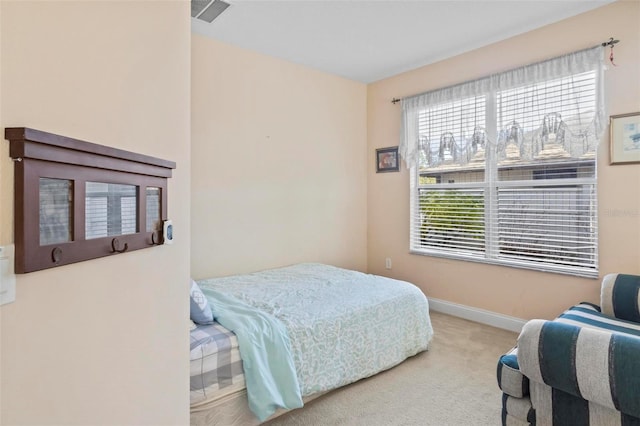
[191,0,615,83]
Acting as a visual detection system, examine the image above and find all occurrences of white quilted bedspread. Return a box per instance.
[198,263,433,397]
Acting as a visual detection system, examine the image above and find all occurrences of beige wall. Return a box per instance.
[367,0,640,321]
[0,1,191,425]
[191,35,367,279]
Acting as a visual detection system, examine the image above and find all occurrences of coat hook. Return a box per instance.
[111,238,129,253]
[51,247,63,264]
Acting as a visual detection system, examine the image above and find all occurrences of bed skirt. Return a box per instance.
[190,387,325,426]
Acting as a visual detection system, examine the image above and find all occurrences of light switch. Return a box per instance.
[0,245,16,305]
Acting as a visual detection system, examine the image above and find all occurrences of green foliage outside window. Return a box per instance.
[419,191,485,250]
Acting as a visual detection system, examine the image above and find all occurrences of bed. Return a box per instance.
[189,263,433,425]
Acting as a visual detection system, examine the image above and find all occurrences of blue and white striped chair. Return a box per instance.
[497,273,640,426]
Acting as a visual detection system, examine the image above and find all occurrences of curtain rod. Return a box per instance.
[391,37,619,105]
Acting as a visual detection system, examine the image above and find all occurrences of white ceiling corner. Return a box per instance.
[191,0,616,83]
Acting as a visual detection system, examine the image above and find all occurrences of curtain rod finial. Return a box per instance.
[602,37,619,47]
[392,98,401,105]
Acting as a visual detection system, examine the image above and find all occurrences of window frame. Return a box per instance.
[408,74,599,278]
[410,166,598,278]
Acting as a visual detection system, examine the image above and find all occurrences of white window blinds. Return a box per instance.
[401,46,605,277]
[85,182,138,240]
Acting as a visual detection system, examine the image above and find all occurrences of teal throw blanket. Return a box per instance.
[201,288,303,421]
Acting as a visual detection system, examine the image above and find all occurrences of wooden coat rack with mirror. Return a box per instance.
[5,127,176,273]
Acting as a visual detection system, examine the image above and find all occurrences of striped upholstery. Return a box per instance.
[502,394,535,426]
[519,319,640,419]
[527,381,640,426]
[601,273,640,323]
[497,273,640,426]
[497,346,529,398]
[556,303,640,337]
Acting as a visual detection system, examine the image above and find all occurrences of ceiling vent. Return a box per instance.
[192,0,230,23]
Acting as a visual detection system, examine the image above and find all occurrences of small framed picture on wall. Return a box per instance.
[376,146,400,173]
[610,112,640,165]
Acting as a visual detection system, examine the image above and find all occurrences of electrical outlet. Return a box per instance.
[385,257,392,270]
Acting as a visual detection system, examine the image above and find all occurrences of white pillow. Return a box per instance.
[190,280,213,324]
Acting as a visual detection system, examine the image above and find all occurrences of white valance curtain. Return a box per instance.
[399,46,606,169]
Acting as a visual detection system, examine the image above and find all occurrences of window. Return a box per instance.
[5,127,175,273]
[400,47,604,277]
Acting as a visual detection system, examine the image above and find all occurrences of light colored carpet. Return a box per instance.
[264,311,518,426]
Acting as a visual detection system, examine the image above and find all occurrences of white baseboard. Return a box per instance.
[428,297,526,333]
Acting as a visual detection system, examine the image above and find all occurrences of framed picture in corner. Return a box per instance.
[376,146,400,173]
[610,112,640,165]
